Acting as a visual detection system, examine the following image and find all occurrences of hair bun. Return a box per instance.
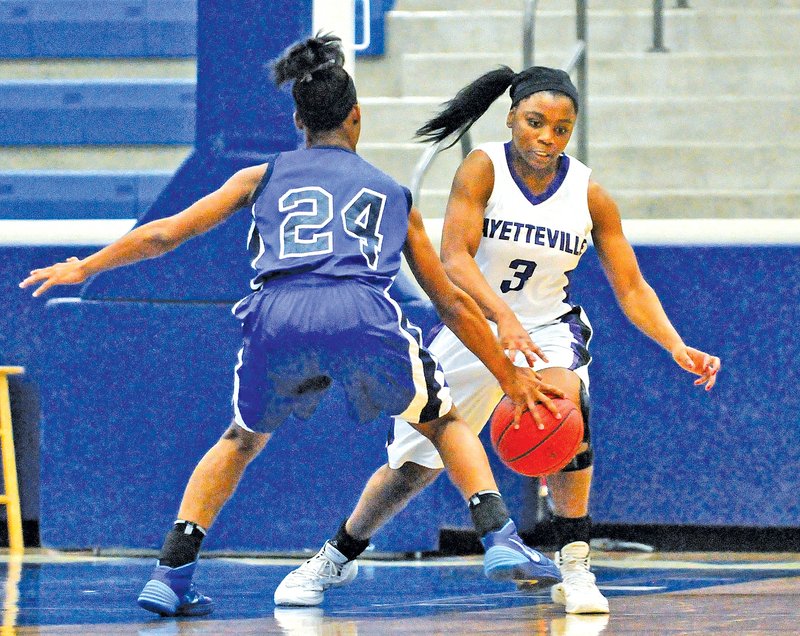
[273,32,346,86]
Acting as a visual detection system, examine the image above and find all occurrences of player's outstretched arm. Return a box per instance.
[403,207,563,424]
[589,180,720,390]
[20,164,268,297]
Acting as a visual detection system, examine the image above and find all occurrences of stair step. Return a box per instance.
[415,188,800,220]
[395,0,800,10]
[359,143,800,192]
[0,59,196,80]
[0,146,191,171]
[385,9,800,55]
[358,96,798,145]
[378,51,800,98]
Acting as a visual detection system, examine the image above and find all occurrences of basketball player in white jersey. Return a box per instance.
[275,66,720,614]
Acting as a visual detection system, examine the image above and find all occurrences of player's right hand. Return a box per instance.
[502,366,564,429]
[19,257,88,297]
[496,313,548,367]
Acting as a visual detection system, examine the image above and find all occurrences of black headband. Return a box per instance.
[510,67,579,109]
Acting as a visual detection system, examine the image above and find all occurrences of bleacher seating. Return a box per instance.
[0,80,195,145]
[0,0,196,58]
[0,171,171,219]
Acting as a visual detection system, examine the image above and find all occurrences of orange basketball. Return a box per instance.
[489,396,584,477]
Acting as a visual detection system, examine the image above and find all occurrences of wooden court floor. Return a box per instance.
[0,549,797,634]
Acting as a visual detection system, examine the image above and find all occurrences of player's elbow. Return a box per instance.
[138,219,186,255]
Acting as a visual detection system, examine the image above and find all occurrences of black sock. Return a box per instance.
[329,519,371,561]
[158,520,207,568]
[552,515,592,547]
[468,490,510,538]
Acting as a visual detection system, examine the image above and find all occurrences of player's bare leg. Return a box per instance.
[346,462,442,540]
[178,423,270,528]
[541,386,608,615]
[138,423,269,617]
[275,408,561,606]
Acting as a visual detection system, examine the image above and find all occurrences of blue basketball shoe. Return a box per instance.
[137,560,214,617]
[481,520,562,588]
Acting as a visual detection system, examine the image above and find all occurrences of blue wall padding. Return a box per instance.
[1,247,95,524]
[34,298,442,552]
[26,245,800,551]
[0,0,196,58]
[0,81,195,145]
[0,172,172,220]
[194,2,307,156]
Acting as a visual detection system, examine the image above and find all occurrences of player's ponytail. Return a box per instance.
[415,65,579,148]
[415,66,516,148]
[272,32,357,133]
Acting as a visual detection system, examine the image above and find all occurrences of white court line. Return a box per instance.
[2,218,800,247]
[592,559,800,571]
[228,555,800,571]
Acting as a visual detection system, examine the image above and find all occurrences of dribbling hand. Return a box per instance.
[502,366,565,430]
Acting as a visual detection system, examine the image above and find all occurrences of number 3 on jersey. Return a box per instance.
[279,186,385,270]
[500,258,537,293]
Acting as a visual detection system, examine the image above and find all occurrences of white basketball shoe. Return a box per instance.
[274,542,358,606]
[551,541,610,614]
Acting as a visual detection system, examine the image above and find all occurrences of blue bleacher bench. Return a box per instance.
[0,80,195,144]
[0,0,197,58]
[0,171,172,219]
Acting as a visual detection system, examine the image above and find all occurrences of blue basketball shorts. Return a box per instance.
[230,276,452,433]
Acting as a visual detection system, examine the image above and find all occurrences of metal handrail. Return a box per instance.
[409,0,589,208]
[409,132,472,208]
[522,0,539,68]
[651,0,691,53]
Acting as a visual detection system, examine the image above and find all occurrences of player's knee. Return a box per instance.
[222,421,269,458]
[559,381,593,472]
[393,462,442,494]
[559,445,593,472]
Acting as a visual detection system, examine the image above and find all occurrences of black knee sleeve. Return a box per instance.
[560,381,593,473]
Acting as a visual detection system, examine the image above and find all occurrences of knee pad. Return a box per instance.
[560,381,593,472]
[559,446,593,472]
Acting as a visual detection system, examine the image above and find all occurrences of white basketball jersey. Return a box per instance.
[473,142,593,328]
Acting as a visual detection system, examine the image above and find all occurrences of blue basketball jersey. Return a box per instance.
[246,145,412,290]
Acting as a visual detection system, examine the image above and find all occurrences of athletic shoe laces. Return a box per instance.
[560,555,598,590]
[291,553,342,584]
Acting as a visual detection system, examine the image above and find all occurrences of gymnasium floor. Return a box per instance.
[1,549,797,634]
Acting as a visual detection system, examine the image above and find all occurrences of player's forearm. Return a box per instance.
[80,220,184,277]
[616,283,684,353]
[436,289,517,388]
[443,252,514,324]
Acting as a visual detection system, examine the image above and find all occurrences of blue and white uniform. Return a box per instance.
[231,146,451,433]
[388,142,594,469]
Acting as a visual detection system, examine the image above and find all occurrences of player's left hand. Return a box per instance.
[19,257,88,297]
[671,345,720,391]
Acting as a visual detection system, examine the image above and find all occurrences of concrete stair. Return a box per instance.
[355,0,800,220]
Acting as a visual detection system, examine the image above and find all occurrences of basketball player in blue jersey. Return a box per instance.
[20,35,568,617]
[279,66,721,614]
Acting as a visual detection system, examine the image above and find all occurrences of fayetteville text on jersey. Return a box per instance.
[483,217,589,256]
